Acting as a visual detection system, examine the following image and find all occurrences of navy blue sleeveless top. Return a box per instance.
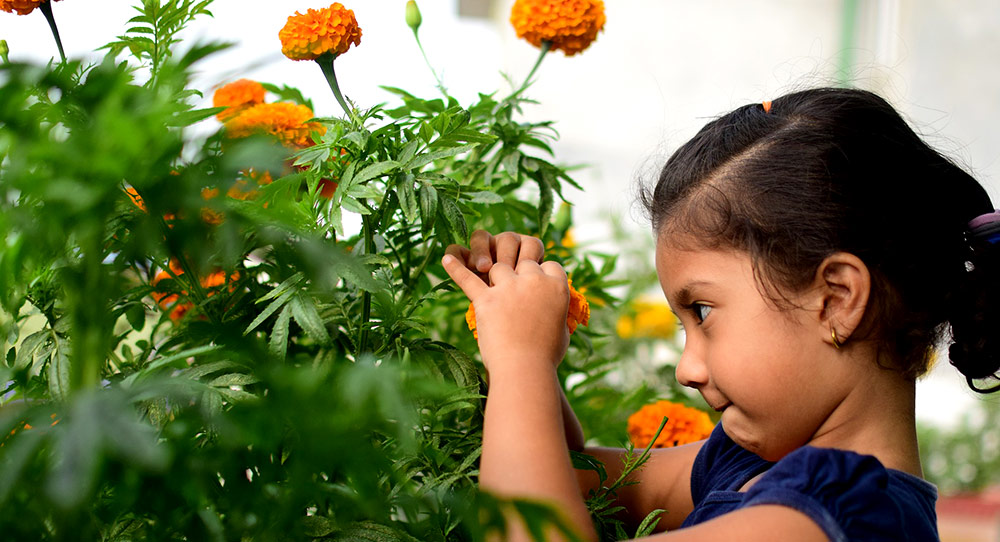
[681,423,939,541]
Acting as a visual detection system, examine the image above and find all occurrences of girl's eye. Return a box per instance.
[691,302,712,324]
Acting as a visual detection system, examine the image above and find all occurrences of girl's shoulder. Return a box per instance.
[684,423,939,542]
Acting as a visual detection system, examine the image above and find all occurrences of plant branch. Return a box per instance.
[507,40,551,103]
[411,29,449,98]
[38,1,66,64]
[317,56,360,125]
[355,210,376,358]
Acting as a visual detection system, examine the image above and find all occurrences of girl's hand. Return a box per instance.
[443,254,570,373]
[444,230,545,280]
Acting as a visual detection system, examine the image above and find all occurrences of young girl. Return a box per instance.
[441,88,1000,542]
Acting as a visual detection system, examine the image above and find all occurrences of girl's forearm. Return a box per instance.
[480,359,598,542]
[561,385,585,452]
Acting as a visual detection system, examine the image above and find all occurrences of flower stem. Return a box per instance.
[508,40,551,102]
[412,29,449,98]
[39,1,66,64]
[356,212,375,358]
[317,56,359,125]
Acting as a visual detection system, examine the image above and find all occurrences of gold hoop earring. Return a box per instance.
[831,327,843,349]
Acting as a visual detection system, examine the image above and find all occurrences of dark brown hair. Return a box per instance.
[641,88,1000,391]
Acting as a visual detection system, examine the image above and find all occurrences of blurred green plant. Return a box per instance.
[0,1,691,540]
[919,400,1000,494]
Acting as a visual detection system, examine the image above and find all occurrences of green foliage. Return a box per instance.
[919,400,1000,493]
[572,418,667,541]
[0,1,690,540]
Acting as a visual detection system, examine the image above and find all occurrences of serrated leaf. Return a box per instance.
[269,304,292,360]
[183,360,244,381]
[352,160,399,186]
[397,140,419,165]
[440,197,468,242]
[209,373,260,387]
[397,173,418,223]
[245,288,295,335]
[46,334,70,401]
[536,172,555,238]
[419,183,438,234]
[634,509,665,538]
[464,191,503,205]
[341,196,371,215]
[289,295,330,344]
[406,143,477,170]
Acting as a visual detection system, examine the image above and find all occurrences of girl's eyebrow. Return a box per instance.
[672,280,712,307]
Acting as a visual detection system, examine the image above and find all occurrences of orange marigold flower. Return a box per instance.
[510,0,605,56]
[151,265,240,322]
[213,78,266,121]
[0,0,60,16]
[279,2,362,61]
[225,102,326,149]
[627,400,714,449]
[124,186,146,212]
[465,277,590,339]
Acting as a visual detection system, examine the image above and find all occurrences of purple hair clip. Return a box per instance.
[969,209,1000,245]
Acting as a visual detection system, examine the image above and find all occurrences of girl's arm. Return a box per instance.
[443,253,596,542]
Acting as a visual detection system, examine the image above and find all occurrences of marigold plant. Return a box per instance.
[627,400,715,449]
[510,0,606,56]
[212,78,266,120]
[465,278,590,339]
[279,2,362,61]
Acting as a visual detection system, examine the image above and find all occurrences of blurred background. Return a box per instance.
[5,1,1000,538]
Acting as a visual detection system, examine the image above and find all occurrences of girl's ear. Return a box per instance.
[812,252,871,347]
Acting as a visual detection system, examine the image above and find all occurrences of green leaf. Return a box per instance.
[536,171,555,238]
[634,509,666,538]
[125,304,146,332]
[269,304,292,360]
[352,160,400,186]
[406,143,477,170]
[289,295,330,345]
[419,183,439,234]
[341,196,372,215]
[397,173,418,224]
[441,197,468,242]
[464,191,503,205]
[397,140,419,165]
[245,288,295,335]
[209,373,260,387]
[46,334,70,401]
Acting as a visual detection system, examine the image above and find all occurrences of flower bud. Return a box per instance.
[0,40,8,64]
[405,0,422,32]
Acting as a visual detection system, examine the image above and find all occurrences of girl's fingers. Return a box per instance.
[540,260,567,281]
[469,230,493,273]
[442,254,487,300]
[517,235,545,265]
[445,244,471,267]
[488,262,516,285]
[514,259,543,275]
[494,232,522,268]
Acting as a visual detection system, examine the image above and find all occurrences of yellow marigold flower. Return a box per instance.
[213,79,266,121]
[279,2,362,61]
[224,102,326,149]
[465,277,590,339]
[0,0,60,16]
[627,400,714,449]
[510,0,606,56]
[616,298,677,340]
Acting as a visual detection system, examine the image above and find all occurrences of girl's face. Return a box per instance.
[655,238,858,461]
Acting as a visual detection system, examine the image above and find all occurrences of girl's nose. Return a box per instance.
[675,345,708,389]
